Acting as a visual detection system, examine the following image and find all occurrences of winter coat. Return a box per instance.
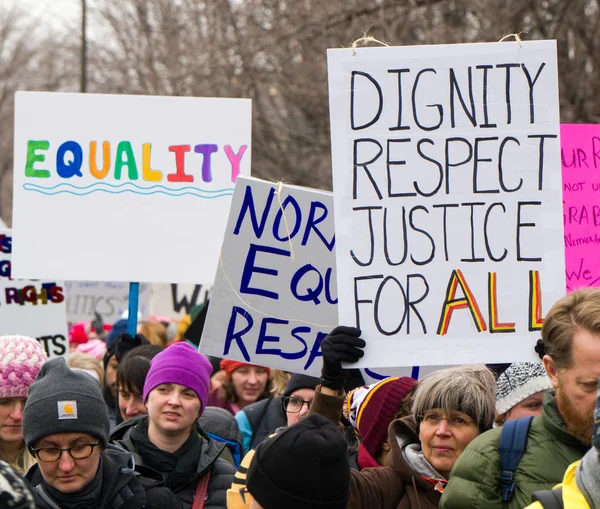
[199,406,244,468]
[234,397,287,453]
[525,460,590,509]
[110,416,235,509]
[26,444,182,509]
[309,387,443,509]
[440,391,590,509]
[207,388,238,415]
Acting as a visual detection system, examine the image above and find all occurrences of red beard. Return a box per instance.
[557,389,594,446]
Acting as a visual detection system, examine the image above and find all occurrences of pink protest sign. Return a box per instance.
[561,124,600,291]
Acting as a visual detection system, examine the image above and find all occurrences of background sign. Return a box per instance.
[0,230,68,358]
[12,92,251,284]
[328,41,565,367]
[561,124,600,291]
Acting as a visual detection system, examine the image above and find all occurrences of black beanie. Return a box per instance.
[247,414,350,509]
[283,374,320,397]
[22,358,110,448]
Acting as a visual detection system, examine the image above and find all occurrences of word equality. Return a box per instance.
[24,140,248,183]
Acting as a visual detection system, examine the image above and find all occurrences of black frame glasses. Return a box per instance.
[281,396,312,413]
[31,440,100,462]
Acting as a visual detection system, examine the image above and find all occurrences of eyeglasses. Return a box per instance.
[419,411,475,430]
[31,440,100,462]
[282,396,312,413]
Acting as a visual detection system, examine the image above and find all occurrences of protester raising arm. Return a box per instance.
[311,326,496,509]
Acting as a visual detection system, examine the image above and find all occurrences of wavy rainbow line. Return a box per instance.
[23,182,234,198]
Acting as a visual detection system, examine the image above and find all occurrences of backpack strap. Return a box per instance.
[499,415,534,502]
[192,471,211,509]
[531,488,564,509]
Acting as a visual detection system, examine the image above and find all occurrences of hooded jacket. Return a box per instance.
[309,387,444,509]
[25,444,182,509]
[525,460,590,509]
[110,416,234,509]
[440,391,589,509]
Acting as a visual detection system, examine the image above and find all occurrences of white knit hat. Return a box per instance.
[495,362,552,416]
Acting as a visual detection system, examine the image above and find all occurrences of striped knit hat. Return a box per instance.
[495,362,552,416]
[0,336,47,399]
[343,376,417,459]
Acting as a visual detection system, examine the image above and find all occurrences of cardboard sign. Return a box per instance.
[561,124,600,291]
[0,230,68,358]
[328,41,565,367]
[149,283,211,320]
[12,92,251,284]
[201,177,337,376]
[65,281,152,324]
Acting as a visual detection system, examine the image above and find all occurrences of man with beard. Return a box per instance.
[440,288,600,509]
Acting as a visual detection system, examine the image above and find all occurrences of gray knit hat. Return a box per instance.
[495,362,552,416]
[22,357,109,448]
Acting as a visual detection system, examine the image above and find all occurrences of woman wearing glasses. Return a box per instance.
[235,374,319,453]
[22,357,182,509]
[312,326,496,509]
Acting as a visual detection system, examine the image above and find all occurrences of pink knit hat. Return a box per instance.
[0,335,47,398]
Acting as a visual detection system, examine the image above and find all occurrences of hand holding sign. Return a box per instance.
[320,326,365,390]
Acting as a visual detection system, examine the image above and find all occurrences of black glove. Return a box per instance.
[320,326,366,390]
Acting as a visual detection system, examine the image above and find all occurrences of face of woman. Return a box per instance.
[146,383,201,435]
[418,408,480,478]
[231,367,269,406]
[118,385,147,421]
[0,398,26,446]
[505,392,545,421]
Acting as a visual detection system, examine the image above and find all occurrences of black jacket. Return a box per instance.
[26,445,182,509]
[111,416,234,509]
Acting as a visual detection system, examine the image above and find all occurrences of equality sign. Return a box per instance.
[561,124,600,291]
[201,177,337,376]
[12,92,251,284]
[65,281,152,324]
[0,230,68,358]
[328,41,565,367]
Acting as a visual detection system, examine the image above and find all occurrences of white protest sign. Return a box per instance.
[328,41,565,367]
[201,177,337,376]
[12,92,251,283]
[149,283,211,320]
[0,217,5,228]
[0,230,68,358]
[65,281,152,324]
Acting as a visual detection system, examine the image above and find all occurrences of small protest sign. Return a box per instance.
[328,41,565,367]
[65,281,152,324]
[149,283,211,320]
[12,92,251,284]
[561,124,600,291]
[200,177,337,376]
[0,230,68,358]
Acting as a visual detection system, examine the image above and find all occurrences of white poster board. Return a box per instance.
[12,92,251,284]
[149,283,211,320]
[201,177,339,376]
[328,41,565,367]
[0,230,68,358]
[65,281,152,324]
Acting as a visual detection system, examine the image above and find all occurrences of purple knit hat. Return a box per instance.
[142,342,212,411]
[0,335,47,398]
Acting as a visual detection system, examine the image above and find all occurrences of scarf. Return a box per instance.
[130,419,202,492]
[402,443,448,492]
[36,456,104,509]
[575,449,600,509]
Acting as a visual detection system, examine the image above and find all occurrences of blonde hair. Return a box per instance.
[270,369,291,396]
[542,288,600,369]
[139,321,169,348]
[412,365,496,431]
[1,445,36,475]
[68,352,104,385]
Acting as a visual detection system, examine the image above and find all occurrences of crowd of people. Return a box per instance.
[1,289,600,508]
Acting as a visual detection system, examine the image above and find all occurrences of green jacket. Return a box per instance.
[440,391,589,509]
